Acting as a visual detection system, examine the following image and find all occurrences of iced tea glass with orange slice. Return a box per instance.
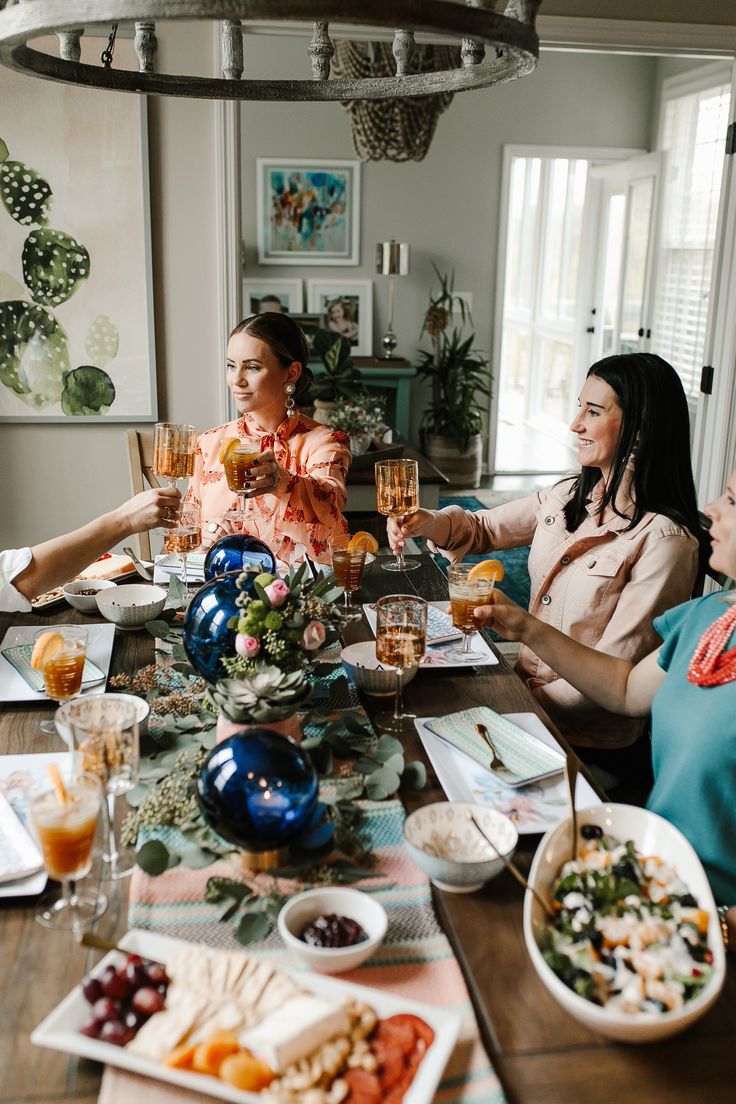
[221,435,262,533]
[447,560,503,661]
[28,769,107,932]
[32,626,88,735]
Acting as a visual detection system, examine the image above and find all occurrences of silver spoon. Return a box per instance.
[565,756,579,865]
[466,810,555,919]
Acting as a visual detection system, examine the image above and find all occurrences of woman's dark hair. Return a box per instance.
[563,352,699,537]
[229,312,314,399]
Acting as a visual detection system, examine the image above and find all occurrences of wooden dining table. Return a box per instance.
[1,553,734,1104]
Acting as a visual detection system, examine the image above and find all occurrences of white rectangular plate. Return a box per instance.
[0,623,115,703]
[31,564,154,610]
[363,601,499,668]
[31,929,461,1104]
[0,752,67,897]
[416,712,599,835]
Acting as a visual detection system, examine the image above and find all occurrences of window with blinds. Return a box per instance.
[651,69,731,421]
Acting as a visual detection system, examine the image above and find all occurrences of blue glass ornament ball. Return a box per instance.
[204,534,276,583]
[197,730,319,850]
[182,569,241,683]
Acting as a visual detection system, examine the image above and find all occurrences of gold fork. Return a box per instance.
[476,722,509,774]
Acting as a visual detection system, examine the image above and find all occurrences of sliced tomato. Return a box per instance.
[388,1013,435,1050]
[372,1038,406,1091]
[343,1066,382,1104]
[376,1015,416,1056]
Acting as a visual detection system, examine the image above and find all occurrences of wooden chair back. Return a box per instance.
[124,428,157,561]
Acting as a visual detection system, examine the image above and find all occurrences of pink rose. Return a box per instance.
[302,620,326,651]
[235,633,260,658]
[264,579,290,608]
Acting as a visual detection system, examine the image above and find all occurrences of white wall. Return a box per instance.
[241,40,657,445]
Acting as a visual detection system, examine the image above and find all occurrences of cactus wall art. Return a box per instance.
[0,59,157,421]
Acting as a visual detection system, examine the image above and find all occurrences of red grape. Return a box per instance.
[124,1008,148,1032]
[144,962,168,987]
[81,976,103,1005]
[99,1020,134,1047]
[91,996,123,1024]
[131,987,165,1016]
[101,972,131,1001]
[122,961,148,989]
[79,1019,100,1039]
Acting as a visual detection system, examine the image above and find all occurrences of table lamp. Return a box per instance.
[376,239,410,359]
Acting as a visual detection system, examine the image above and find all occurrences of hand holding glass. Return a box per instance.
[447,563,497,661]
[28,771,107,931]
[375,459,421,572]
[68,696,140,880]
[163,504,201,587]
[223,436,262,533]
[375,594,427,733]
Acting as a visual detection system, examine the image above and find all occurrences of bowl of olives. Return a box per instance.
[278,887,388,974]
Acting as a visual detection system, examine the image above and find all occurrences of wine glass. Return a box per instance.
[223,435,262,533]
[152,422,197,488]
[330,543,367,618]
[27,770,107,932]
[374,594,427,734]
[447,563,497,661]
[34,625,88,736]
[163,504,201,589]
[67,695,140,880]
[375,459,421,572]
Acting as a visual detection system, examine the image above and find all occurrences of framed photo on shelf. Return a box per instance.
[291,313,323,354]
[257,158,361,266]
[242,279,303,316]
[0,36,157,422]
[307,279,373,357]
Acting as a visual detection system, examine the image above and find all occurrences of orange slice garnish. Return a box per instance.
[48,763,68,805]
[218,436,239,464]
[467,558,505,583]
[347,531,379,554]
[30,630,64,670]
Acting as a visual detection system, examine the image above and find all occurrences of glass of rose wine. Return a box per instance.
[375,459,421,572]
[33,626,88,736]
[163,504,201,588]
[67,696,140,880]
[447,563,497,661]
[222,435,262,533]
[28,769,107,932]
[374,594,427,734]
[152,422,197,490]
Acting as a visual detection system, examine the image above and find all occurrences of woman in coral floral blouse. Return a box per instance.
[186,313,351,564]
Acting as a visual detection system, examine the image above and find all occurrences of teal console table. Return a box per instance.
[309,357,416,438]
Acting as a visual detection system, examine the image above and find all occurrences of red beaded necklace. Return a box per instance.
[687,603,736,687]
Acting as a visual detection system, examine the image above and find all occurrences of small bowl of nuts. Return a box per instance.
[62,578,117,614]
[95,583,167,630]
[278,887,388,974]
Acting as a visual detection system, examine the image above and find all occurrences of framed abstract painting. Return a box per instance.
[257,158,360,266]
[0,37,157,422]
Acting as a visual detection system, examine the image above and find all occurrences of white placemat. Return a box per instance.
[0,623,115,704]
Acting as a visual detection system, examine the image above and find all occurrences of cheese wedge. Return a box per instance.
[238,994,350,1074]
[77,554,135,581]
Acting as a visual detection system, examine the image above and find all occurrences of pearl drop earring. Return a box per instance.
[284,381,296,417]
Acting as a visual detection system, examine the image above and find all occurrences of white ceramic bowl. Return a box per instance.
[278,887,388,974]
[62,578,117,613]
[95,583,167,630]
[55,692,150,747]
[524,803,726,1044]
[340,640,418,697]
[403,801,518,893]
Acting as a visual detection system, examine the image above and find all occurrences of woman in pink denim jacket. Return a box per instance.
[389,354,700,752]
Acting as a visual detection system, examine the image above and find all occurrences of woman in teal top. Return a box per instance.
[473,469,736,941]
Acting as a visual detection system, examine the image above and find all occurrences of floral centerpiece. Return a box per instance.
[208,561,346,739]
[326,393,388,455]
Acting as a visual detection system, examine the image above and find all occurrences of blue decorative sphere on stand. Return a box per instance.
[197,730,319,862]
[182,570,241,683]
[204,534,276,583]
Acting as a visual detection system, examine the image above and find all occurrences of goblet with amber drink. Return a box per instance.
[447,562,499,661]
[375,594,427,734]
[32,626,88,736]
[221,435,262,533]
[28,769,107,931]
[67,696,140,881]
[152,422,197,486]
[330,544,367,618]
[375,459,421,572]
[163,504,201,588]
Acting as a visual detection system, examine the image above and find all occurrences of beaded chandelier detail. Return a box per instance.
[0,1,541,104]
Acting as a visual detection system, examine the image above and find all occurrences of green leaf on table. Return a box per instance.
[175,715,202,731]
[171,662,196,676]
[171,641,188,663]
[328,859,388,883]
[236,912,271,945]
[375,735,403,760]
[402,761,427,789]
[167,574,186,603]
[219,901,242,923]
[136,839,170,876]
[200,727,218,750]
[383,752,405,775]
[124,782,152,807]
[205,876,254,904]
[146,619,172,639]
[365,765,401,800]
[353,756,383,775]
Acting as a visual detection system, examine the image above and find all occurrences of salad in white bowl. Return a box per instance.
[523,803,726,1043]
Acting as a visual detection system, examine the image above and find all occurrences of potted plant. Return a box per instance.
[209,666,314,744]
[326,393,388,455]
[417,267,492,487]
[309,329,365,424]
